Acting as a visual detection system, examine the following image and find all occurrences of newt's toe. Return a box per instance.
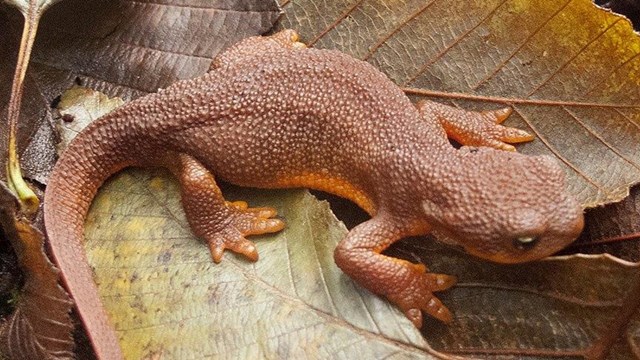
[424,296,453,324]
[227,200,249,210]
[488,107,512,124]
[427,273,457,292]
[405,309,423,328]
[233,206,285,235]
[207,230,259,263]
[204,204,285,263]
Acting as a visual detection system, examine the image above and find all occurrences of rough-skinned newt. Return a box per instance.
[44,30,584,359]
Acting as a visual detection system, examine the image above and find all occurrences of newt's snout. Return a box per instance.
[488,203,584,264]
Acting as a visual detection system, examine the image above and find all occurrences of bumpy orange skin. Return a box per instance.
[44,30,584,359]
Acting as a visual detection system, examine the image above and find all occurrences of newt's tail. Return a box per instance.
[44,118,133,360]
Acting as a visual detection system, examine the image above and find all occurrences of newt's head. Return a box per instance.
[421,147,583,263]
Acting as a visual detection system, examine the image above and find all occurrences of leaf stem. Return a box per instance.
[6,6,42,215]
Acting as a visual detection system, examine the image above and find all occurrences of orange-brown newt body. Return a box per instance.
[44,30,584,359]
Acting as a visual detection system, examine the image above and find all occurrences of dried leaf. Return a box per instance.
[0,184,74,359]
[568,185,640,261]
[386,241,640,358]
[56,85,124,151]
[596,0,640,30]
[32,0,282,100]
[87,174,445,358]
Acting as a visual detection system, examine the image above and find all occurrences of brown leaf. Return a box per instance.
[386,240,640,359]
[0,0,282,183]
[278,0,640,208]
[32,0,283,100]
[568,185,640,261]
[0,184,74,359]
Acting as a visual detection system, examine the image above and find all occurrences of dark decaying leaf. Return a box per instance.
[387,240,640,359]
[31,0,282,101]
[0,184,74,359]
[569,185,640,261]
[0,0,282,183]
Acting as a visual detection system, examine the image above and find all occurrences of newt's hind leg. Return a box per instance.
[416,100,534,151]
[161,153,285,262]
[334,216,456,327]
[210,29,306,71]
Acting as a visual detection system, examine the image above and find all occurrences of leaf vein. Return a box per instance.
[308,0,366,47]
[471,0,574,91]
[403,0,508,86]
[305,207,339,315]
[123,0,280,13]
[361,0,438,61]
[512,106,605,191]
[584,50,640,97]
[563,106,640,171]
[526,18,622,97]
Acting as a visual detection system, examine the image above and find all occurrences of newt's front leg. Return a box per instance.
[334,216,456,327]
[160,153,285,262]
[416,100,534,151]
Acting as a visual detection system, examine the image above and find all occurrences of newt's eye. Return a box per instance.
[513,236,538,250]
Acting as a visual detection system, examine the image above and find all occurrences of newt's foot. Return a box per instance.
[335,218,459,328]
[385,263,457,327]
[271,29,307,49]
[417,100,534,151]
[208,204,285,263]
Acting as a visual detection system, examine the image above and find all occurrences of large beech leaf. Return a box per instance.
[84,165,640,359]
[87,173,443,359]
[31,0,282,100]
[278,0,640,208]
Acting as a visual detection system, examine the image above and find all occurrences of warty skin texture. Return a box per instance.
[44,30,584,359]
